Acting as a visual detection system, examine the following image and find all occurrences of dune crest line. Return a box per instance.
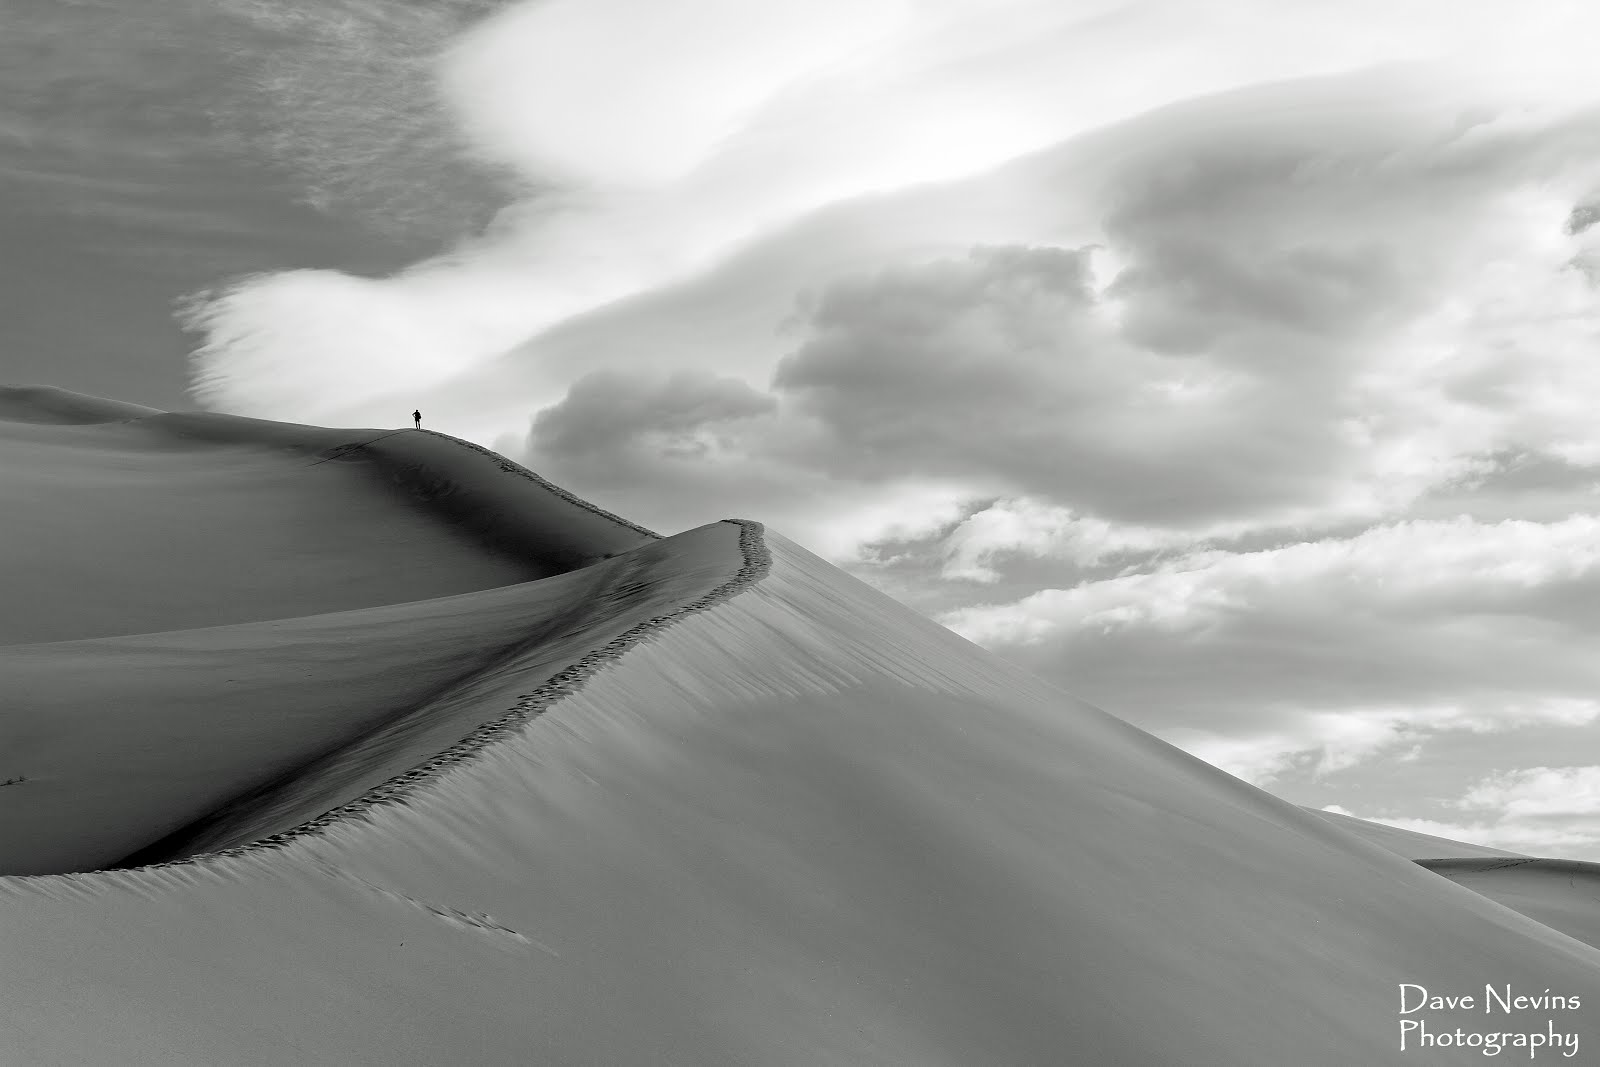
[122,518,771,874]
[414,428,662,541]
[119,413,659,573]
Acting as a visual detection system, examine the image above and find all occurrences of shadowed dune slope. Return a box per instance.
[0,386,656,645]
[0,386,670,874]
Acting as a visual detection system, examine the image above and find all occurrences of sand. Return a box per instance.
[3,387,1599,1065]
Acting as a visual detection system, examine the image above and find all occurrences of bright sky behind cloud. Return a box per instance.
[175,0,1600,857]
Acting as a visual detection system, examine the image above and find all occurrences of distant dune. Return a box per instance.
[3,387,1597,1065]
[1306,808,1527,862]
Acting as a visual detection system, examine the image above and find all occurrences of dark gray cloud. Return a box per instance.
[759,95,1600,535]
[1106,238,1403,353]
[530,369,778,473]
[1569,201,1600,236]
[771,243,1097,440]
[769,242,1354,524]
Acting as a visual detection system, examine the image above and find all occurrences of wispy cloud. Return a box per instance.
[183,0,1600,433]
[1330,764,1600,857]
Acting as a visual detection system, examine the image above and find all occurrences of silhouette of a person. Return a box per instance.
[412,409,421,429]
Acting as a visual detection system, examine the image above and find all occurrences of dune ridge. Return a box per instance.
[0,387,676,872]
[1,384,656,588]
[413,427,662,541]
[0,384,165,424]
[133,410,661,572]
[121,518,769,868]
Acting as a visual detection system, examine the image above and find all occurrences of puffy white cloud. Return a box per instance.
[1171,701,1600,788]
[437,0,911,189]
[762,99,1600,534]
[182,269,498,420]
[1333,764,1600,859]
[936,499,1199,582]
[1460,766,1600,817]
[941,517,1600,797]
[946,516,1600,646]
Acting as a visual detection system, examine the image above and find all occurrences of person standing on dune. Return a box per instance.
[412,409,421,429]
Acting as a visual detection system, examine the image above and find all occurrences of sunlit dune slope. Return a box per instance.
[3,389,1599,1065]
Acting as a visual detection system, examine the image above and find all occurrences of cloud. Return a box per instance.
[179,0,1600,436]
[936,499,1199,582]
[181,269,500,419]
[764,98,1600,535]
[437,0,911,189]
[1332,764,1600,858]
[1172,701,1600,788]
[515,368,977,559]
[771,244,1168,497]
[216,0,521,242]
[1460,766,1600,818]
[765,235,1346,524]
[940,517,1600,789]
[471,79,1600,600]
[948,515,1600,644]
[529,369,777,469]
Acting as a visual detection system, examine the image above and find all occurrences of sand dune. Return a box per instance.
[1421,858,1600,954]
[3,388,1598,1065]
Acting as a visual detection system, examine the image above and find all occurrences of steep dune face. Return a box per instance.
[121,520,747,867]
[3,392,1599,1064]
[0,387,659,642]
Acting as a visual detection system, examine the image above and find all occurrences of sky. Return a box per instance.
[14,0,1600,857]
